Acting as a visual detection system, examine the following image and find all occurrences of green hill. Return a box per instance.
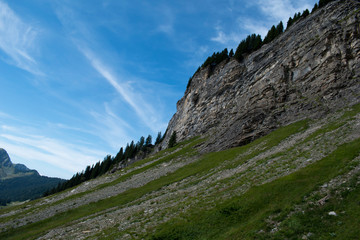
[0,103,359,239]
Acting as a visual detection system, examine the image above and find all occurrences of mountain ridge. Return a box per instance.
[0,0,359,238]
[0,148,65,205]
[0,148,39,180]
[160,0,360,152]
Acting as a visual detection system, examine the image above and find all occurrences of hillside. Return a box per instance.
[160,0,360,152]
[0,0,359,239]
[0,149,65,205]
[0,148,37,180]
[0,104,359,239]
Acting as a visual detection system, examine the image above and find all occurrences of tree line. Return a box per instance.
[44,131,171,196]
[188,0,335,84]
[45,0,334,197]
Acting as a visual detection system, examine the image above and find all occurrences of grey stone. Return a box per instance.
[160,0,360,153]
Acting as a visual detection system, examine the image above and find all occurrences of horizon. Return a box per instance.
[0,0,317,179]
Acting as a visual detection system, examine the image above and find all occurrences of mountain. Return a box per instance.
[160,0,360,152]
[0,148,65,205]
[0,0,359,239]
[0,148,38,179]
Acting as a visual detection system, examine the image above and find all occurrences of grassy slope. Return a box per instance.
[148,104,360,240]
[0,104,359,239]
[149,138,360,240]
[0,137,203,224]
[0,120,309,240]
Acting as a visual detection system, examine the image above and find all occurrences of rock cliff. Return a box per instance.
[1,1,360,238]
[161,0,360,152]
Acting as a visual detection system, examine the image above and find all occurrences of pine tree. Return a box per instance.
[129,141,136,158]
[253,34,262,51]
[276,21,284,35]
[234,39,246,61]
[302,9,310,18]
[168,131,177,148]
[138,136,145,150]
[124,143,130,159]
[114,147,124,163]
[312,3,318,13]
[84,165,91,180]
[90,161,101,179]
[263,25,277,44]
[100,155,112,175]
[145,135,152,147]
[229,49,234,58]
[234,34,263,61]
[287,17,293,29]
[155,132,162,145]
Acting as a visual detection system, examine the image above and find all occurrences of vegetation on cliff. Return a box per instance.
[192,0,335,77]
[45,132,165,196]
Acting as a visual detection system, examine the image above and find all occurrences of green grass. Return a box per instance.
[148,138,360,240]
[271,175,360,240]
[0,137,206,240]
[303,103,360,143]
[0,114,358,239]
[223,119,310,170]
[0,137,204,225]
[0,121,309,240]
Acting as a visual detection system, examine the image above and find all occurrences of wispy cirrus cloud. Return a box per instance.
[54,3,167,135]
[0,126,106,179]
[0,111,15,121]
[79,47,162,133]
[256,0,314,26]
[211,25,243,45]
[154,5,175,35]
[236,18,270,39]
[89,103,133,150]
[257,0,296,22]
[211,0,315,47]
[0,1,42,75]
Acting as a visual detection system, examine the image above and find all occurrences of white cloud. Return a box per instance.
[79,47,163,133]
[89,103,133,150]
[0,129,106,179]
[258,0,294,22]
[0,111,15,120]
[211,24,244,45]
[0,1,42,75]
[237,18,270,39]
[157,23,174,35]
[257,0,313,25]
[54,2,168,146]
[153,5,175,35]
[211,30,243,45]
[213,0,315,46]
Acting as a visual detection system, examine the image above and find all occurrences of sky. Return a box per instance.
[0,0,317,179]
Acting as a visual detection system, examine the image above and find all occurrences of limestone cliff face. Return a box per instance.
[161,0,360,151]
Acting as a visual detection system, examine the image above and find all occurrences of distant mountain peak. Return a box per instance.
[14,163,31,172]
[0,148,39,179]
[0,148,12,168]
[0,148,63,205]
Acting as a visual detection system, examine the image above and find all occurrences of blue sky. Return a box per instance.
[0,0,317,179]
